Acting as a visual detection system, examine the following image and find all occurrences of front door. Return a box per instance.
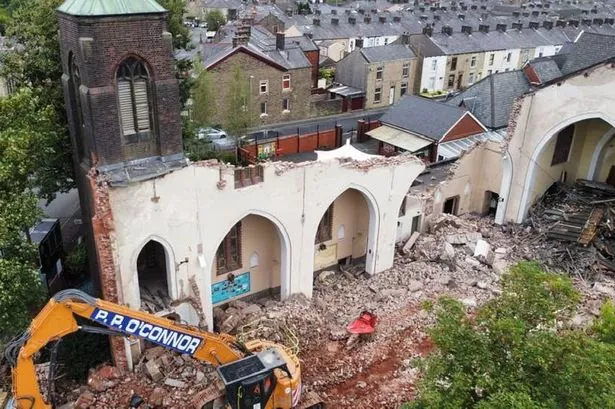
[456,73,464,89]
[389,86,395,105]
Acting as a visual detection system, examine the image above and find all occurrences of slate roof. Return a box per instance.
[202,0,243,10]
[380,95,469,141]
[447,70,531,129]
[529,58,563,83]
[57,0,165,16]
[558,32,615,75]
[360,44,416,62]
[201,26,312,70]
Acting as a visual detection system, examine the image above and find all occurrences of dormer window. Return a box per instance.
[117,58,152,141]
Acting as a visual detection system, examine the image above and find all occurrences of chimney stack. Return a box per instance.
[355,38,364,48]
[479,24,489,33]
[461,25,472,34]
[331,17,339,25]
[543,21,554,29]
[441,25,453,35]
[496,23,507,32]
[512,22,523,30]
[313,18,320,26]
[393,16,402,22]
[379,16,387,23]
[568,19,579,27]
[470,4,477,10]
[423,26,433,36]
[555,20,567,27]
[401,32,410,44]
[276,32,285,50]
[606,17,615,25]
[512,11,520,17]
[458,13,465,20]
[331,9,337,15]
[593,18,604,26]
[434,14,441,21]
[348,16,356,24]
[364,16,371,23]
[532,10,539,16]
[529,21,539,29]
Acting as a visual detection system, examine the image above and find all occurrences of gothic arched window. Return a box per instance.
[117,58,152,139]
[69,53,85,160]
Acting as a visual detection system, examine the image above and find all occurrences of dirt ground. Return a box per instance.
[29,214,615,408]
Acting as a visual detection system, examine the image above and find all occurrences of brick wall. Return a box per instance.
[207,51,313,126]
[310,96,344,117]
[58,12,183,166]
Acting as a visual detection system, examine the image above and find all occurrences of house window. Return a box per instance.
[428,76,436,89]
[448,74,455,87]
[489,53,495,65]
[260,102,267,114]
[468,72,475,84]
[450,57,458,70]
[259,80,268,94]
[374,86,382,103]
[376,66,384,80]
[117,58,152,141]
[470,55,477,67]
[400,82,408,96]
[315,204,333,243]
[402,63,410,78]
[551,124,574,166]
[506,52,512,63]
[385,38,389,45]
[431,59,437,70]
[282,74,291,89]
[216,222,242,274]
[487,69,492,75]
[282,98,290,111]
[234,165,264,188]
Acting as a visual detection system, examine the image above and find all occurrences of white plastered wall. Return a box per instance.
[107,156,424,331]
[502,63,615,223]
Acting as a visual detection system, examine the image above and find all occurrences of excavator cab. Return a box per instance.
[217,348,289,409]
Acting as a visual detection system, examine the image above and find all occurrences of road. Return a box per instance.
[248,107,389,140]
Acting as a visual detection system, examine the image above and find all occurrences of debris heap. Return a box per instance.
[527,180,615,278]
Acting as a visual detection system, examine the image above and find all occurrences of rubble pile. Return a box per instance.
[58,348,219,409]
[41,212,615,409]
[527,180,615,278]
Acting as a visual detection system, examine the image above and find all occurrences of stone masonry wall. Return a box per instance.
[208,51,313,126]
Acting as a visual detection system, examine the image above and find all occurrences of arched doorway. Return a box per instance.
[211,213,290,306]
[137,240,172,313]
[517,117,615,222]
[313,188,376,275]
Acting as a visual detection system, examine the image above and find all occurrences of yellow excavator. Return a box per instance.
[4,289,323,409]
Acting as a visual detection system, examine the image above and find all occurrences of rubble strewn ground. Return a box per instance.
[44,211,615,408]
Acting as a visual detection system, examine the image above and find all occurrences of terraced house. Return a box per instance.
[410,24,573,93]
[202,25,319,125]
[335,43,418,109]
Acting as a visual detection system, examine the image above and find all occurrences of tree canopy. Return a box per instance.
[224,64,253,138]
[405,262,615,409]
[205,10,226,32]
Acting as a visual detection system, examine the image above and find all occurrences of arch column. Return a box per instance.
[587,127,615,180]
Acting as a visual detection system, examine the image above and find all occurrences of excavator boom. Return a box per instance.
[5,289,302,409]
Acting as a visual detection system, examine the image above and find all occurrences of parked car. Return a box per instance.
[197,127,228,141]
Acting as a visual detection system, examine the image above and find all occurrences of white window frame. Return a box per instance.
[282,98,291,112]
[282,74,291,90]
[376,66,383,80]
[489,53,494,66]
[431,59,437,71]
[374,86,382,103]
[470,55,477,67]
[259,80,268,95]
[402,62,410,78]
[260,101,267,115]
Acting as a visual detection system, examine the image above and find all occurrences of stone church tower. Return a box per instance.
[57,0,185,366]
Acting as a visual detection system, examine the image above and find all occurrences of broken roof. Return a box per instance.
[447,70,531,129]
[380,95,470,141]
[360,44,416,62]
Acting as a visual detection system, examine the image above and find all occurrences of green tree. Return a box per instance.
[406,262,615,409]
[224,64,252,139]
[205,9,226,31]
[192,62,216,127]
[158,0,190,49]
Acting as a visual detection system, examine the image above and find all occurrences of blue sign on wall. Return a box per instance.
[212,272,251,304]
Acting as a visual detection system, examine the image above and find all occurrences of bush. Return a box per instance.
[406,262,615,409]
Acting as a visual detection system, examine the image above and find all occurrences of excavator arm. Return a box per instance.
[5,289,248,409]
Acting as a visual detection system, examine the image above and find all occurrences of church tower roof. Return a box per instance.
[58,0,166,17]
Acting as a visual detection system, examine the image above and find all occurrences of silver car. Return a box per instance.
[197,127,228,141]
